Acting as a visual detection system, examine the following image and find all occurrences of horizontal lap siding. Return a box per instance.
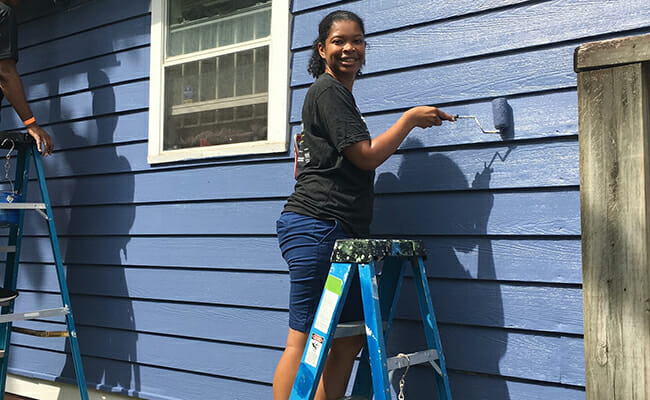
[3,1,287,399]
[287,0,646,398]
[8,347,271,399]
[2,0,646,399]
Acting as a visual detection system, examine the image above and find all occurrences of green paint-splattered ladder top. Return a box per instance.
[330,239,427,264]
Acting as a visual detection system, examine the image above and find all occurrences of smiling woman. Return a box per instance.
[273,9,456,400]
[314,19,365,90]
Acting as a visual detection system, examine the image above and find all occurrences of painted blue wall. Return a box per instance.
[1,0,649,399]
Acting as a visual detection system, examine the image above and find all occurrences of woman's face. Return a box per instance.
[318,19,365,83]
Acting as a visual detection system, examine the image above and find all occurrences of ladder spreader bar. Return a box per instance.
[0,307,69,323]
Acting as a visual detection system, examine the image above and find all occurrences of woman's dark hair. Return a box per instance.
[307,10,366,78]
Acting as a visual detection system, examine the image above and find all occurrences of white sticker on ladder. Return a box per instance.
[314,289,338,333]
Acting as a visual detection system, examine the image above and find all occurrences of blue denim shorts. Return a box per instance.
[277,212,363,333]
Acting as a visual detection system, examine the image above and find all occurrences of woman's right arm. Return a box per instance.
[343,106,454,171]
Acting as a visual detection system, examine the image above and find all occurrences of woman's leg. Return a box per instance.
[273,328,308,400]
[318,334,365,400]
[273,330,364,400]
[275,213,363,399]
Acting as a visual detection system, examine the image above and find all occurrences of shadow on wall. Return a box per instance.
[372,137,508,399]
[53,69,139,395]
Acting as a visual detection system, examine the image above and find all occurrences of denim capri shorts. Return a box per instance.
[277,211,363,333]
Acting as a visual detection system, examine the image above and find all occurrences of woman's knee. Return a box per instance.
[285,328,309,352]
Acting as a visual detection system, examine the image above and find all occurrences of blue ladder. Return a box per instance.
[290,239,452,400]
[0,132,88,399]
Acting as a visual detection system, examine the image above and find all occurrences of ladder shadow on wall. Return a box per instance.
[372,137,509,399]
[52,69,140,395]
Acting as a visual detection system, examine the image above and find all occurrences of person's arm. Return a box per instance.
[0,58,53,155]
[344,106,454,171]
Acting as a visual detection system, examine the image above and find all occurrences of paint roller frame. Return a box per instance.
[453,97,514,139]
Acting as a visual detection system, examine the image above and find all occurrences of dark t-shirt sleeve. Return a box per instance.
[316,85,370,153]
[0,4,18,62]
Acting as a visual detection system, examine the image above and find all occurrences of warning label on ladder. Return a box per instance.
[305,333,324,368]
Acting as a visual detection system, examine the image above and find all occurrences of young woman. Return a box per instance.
[274,10,455,400]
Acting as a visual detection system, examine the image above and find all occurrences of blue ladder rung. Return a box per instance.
[334,321,365,338]
[0,307,70,324]
[334,321,389,339]
[387,349,442,375]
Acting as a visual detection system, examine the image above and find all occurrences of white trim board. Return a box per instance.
[7,375,131,400]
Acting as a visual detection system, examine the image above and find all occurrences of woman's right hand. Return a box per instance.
[405,106,455,129]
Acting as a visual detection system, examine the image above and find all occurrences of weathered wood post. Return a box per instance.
[575,34,650,400]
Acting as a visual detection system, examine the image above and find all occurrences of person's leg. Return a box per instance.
[273,330,364,400]
[275,213,362,399]
[274,213,335,399]
[273,328,308,400]
[316,334,365,400]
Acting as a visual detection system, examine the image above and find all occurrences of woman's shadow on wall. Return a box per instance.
[373,137,508,399]
[51,70,139,395]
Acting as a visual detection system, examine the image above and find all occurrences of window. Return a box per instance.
[149,0,290,163]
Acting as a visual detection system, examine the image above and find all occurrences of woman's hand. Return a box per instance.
[405,106,455,129]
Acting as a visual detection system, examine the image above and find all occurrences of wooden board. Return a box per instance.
[575,33,650,72]
[578,60,650,399]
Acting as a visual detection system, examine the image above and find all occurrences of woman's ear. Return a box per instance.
[317,42,326,59]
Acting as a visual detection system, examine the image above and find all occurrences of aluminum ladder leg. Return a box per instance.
[0,134,88,399]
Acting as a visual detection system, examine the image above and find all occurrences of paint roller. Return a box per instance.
[454,97,513,137]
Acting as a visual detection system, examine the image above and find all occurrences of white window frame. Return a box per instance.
[148,0,291,164]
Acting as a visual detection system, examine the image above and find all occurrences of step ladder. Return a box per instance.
[290,239,452,400]
[0,131,88,399]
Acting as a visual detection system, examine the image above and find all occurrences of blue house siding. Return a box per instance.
[0,0,647,399]
[3,1,286,398]
[288,0,648,399]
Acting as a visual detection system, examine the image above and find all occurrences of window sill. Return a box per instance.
[147,140,287,164]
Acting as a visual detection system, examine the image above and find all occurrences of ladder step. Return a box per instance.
[334,321,389,338]
[12,326,69,337]
[0,307,69,323]
[387,349,440,373]
[0,246,16,253]
[0,202,46,210]
[334,321,365,338]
